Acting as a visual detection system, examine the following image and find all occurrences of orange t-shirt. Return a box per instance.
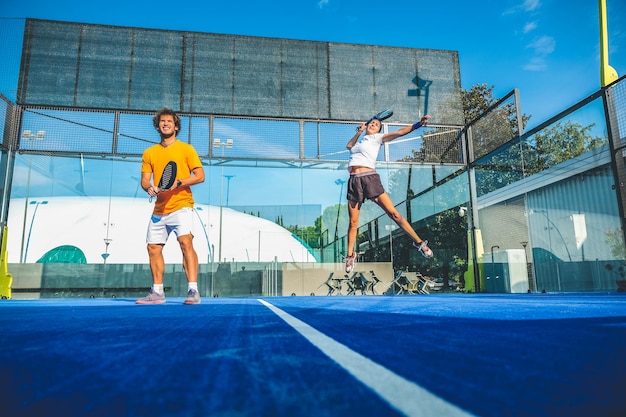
[141,140,202,214]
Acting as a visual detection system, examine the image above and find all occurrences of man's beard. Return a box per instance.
[160,130,176,139]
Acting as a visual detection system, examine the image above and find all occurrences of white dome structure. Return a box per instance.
[7,197,317,264]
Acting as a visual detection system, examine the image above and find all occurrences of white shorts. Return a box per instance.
[146,207,195,245]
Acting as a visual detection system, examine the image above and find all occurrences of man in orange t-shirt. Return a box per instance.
[136,108,205,305]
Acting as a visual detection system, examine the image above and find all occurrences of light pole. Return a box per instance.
[224,175,235,207]
[19,131,46,263]
[193,207,212,261]
[531,209,572,261]
[102,238,112,265]
[194,206,213,296]
[490,245,500,280]
[214,138,234,263]
[334,179,345,241]
[23,200,48,263]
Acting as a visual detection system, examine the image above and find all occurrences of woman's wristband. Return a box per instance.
[412,121,422,130]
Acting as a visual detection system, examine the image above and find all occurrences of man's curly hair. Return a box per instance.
[152,108,182,133]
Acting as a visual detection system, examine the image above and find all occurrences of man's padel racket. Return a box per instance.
[149,161,177,202]
[357,108,394,131]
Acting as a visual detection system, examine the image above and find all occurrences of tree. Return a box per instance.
[529,121,604,171]
[399,84,525,165]
[474,119,605,196]
[462,83,531,128]
[287,218,322,249]
[462,83,498,124]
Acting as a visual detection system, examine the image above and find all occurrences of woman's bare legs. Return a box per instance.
[345,191,432,272]
[346,200,362,258]
[372,192,424,244]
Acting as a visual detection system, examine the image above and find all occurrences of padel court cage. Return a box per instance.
[0,18,625,298]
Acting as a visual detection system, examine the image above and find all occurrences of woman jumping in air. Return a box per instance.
[344,114,434,273]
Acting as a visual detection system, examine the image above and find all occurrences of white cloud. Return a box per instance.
[527,35,556,56]
[503,0,541,15]
[522,0,541,12]
[524,35,554,72]
[523,21,537,34]
[317,0,329,8]
[523,56,547,71]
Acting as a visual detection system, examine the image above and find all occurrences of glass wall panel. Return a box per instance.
[117,113,161,155]
[474,96,608,198]
[473,92,621,293]
[212,118,300,160]
[20,109,114,154]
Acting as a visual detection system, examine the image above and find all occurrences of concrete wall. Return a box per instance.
[282,262,394,296]
[7,261,398,299]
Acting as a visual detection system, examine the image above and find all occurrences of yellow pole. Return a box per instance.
[463,228,485,292]
[0,226,13,299]
[599,0,618,86]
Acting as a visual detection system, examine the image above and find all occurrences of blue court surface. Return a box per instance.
[1,293,625,417]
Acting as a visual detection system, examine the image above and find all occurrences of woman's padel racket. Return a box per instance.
[357,108,394,131]
[149,161,177,202]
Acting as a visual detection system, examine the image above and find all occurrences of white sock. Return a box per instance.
[152,284,164,295]
[188,282,198,292]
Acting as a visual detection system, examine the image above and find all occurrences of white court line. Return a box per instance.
[258,299,477,417]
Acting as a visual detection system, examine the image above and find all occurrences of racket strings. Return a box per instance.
[159,165,175,190]
[150,161,177,202]
[158,162,177,191]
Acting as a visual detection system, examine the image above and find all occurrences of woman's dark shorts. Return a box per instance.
[346,171,385,203]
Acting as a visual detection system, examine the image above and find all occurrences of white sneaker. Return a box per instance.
[184,289,201,305]
[136,289,166,304]
[345,253,357,273]
[414,240,433,258]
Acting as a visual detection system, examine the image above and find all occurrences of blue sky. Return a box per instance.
[1,0,624,128]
